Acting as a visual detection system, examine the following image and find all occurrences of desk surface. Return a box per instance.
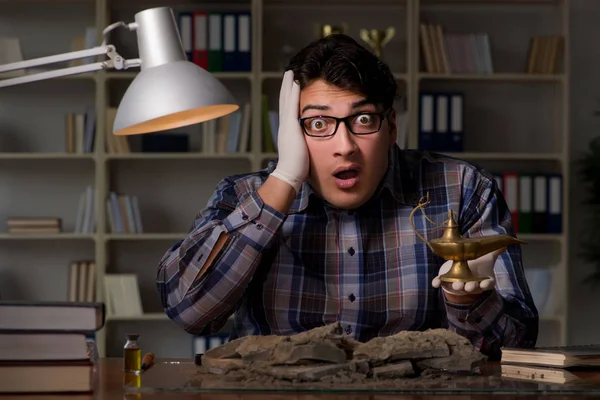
[4,358,600,399]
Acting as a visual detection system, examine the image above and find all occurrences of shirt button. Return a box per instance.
[241,213,248,220]
[348,247,355,256]
[345,325,352,335]
[255,223,263,230]
[348,293,356,302]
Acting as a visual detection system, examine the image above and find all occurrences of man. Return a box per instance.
[156,34,538,361]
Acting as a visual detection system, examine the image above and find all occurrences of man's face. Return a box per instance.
[299,79,397,210]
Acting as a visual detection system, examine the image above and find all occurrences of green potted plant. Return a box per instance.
[577,135,600,287]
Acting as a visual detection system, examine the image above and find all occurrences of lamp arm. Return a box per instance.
[0,61,105,88]
[0,19,142,88]
[0,45,111,74]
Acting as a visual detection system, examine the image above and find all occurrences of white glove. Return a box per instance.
[270,70,309,194]
[432,247,506,296]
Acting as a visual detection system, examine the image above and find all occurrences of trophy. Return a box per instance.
[317,23,348,39]
[409,194,526,283]
[359,27,395,59]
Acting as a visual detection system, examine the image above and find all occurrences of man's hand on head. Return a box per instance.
[432,247,506,304]
[270,70,309,195]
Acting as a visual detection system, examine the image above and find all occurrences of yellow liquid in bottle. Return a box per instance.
[123,372,141,389]
[124,347,141,373]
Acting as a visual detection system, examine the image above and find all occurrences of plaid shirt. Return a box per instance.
[157,145,538,360]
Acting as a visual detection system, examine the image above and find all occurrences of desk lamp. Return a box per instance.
[0,7,239,135]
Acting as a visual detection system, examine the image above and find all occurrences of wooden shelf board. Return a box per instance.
[260,152,279,160]
[0,0,93,2]
[264,0,407,6]
[421,0,558,3]
[106,233,186,240]
[105,71,252,80]
[540,314,564,324]
[442,152,564,161]
[106,153,253,161]
[0,153,95,160]
[419,73,565,82]
[518,234,563,242]
[0,233,95,240]
[106,313,234,322]
[107,313,169,321]
[262,71,407,81]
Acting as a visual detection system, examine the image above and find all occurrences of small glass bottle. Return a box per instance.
[123,334,141,374]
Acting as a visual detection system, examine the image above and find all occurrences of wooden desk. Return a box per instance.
[3,358,600,399]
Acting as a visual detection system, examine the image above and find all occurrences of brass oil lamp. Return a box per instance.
[410,194,526,283]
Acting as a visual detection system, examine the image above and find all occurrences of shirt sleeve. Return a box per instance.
[442,167,539,361]
[156,175,287,335]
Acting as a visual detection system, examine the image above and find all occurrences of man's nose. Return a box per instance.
[333,122,358,157]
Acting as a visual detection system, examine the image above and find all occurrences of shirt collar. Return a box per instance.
[286,144,421,214]
[378,144,422,207]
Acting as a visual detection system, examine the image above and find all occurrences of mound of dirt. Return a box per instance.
[188,323,497,390]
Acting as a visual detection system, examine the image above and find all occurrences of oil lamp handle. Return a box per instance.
[409,194,437,253]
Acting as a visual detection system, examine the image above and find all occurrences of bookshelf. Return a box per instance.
[0,0,569,357]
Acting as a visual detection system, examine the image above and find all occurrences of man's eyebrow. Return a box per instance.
[351,99,375,109]
[301,104,329,114]
[301,99,375,115]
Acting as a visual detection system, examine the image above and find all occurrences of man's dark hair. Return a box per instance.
[285,34,398,111]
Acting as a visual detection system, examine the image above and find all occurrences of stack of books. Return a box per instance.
[6,217,61,234]
[0,301,105,393]
[501,345,600,384]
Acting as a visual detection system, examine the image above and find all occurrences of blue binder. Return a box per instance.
[546,173,562,233]
[236,11,252,72]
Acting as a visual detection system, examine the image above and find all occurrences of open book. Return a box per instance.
[501,345,600,368]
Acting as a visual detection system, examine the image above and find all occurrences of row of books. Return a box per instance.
[5,188,142,235]
[198,102,252,154]
[75,185,96,234]
[106,192,144,234]
[418,91,464,152]
[195,97,277,154]
[67,92,567,158]
[419,22,563,75]
[419,22,493,74]
[68,266,141,319]
[526,35,564,74]
[177,10,251,72]
[104,107,131,154]
[104,274,143,317]
[68,260,96,303]
[65,109,95,154]
[495,172,563,234]
[68,106,130,154]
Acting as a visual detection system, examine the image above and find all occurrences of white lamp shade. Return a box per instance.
[113,60,239,135]
[112,7,239,136]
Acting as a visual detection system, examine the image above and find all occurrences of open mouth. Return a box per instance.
[332,165,361,189]
[334,169,359,180]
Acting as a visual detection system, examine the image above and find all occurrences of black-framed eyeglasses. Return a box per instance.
[299,109,392,138]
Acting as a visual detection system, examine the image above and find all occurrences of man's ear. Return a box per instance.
[387,108,397,147]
